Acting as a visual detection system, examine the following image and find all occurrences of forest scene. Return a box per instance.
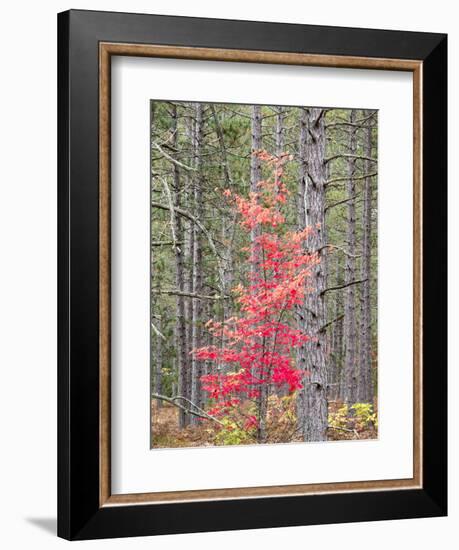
[150,101,378,448]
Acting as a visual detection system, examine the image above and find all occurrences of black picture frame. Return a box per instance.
[58,9,447,540]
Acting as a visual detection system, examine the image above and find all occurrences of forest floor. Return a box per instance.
[151,400,378,449]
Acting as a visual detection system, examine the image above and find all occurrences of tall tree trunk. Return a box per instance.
[251,105,262,188]
[342,109,358,405]
[275,107,285,157]
[358,111,374,403]
[183,108,194,419]
[250,104,262,263]
[274,106,287,397]
[171,105,189,428]
[190,103,204,424]
[329,254,343,402]
[250,105,269,440]
[200,297,213,404]
[274,107,286,221]
[296,108,328,442]
[150,101,162,408]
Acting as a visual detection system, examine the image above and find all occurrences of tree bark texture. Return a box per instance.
[171,105,189,428]
[250,104,262,274]
[342,109,358,404]
[329,253,343,401]
[296,108,328,442]
[150,101,379,444]
[182,110,195,416]
[358,111,374,403]
[190,103,204,423]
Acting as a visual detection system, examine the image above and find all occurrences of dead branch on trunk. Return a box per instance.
[327,425,360,438]
[159,176,180,253]
[326,172,377,186]
[151,393,223,425]
[151,322,167,341]
[153,142,197,172]
[325,194,360,211]
[152,289,231,300]
[320,314,344,333]
[151,240,185,247]
[325,153,377,165]
[151,200,226,289]
[321,278,368,296]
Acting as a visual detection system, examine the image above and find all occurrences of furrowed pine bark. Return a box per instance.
[150,102,162,409]
[329,253,343,401]
[151,101,379,446]
[342,109,358,405]
[251,105,262,188]
[322,158,331,400]
[190,103,204,424]
[170,105,189,429]
[250,104,262,273]
[358,110,375,403]
[183,107,194,421]
[215,107,234,371]
[296,108,328,442]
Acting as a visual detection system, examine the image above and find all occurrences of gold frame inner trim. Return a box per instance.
[99,42,423,507]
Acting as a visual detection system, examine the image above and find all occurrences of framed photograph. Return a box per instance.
[58,9,447,540]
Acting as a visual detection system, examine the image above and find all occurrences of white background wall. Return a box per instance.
[0,1,455,548]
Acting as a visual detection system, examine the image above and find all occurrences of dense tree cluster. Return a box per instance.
[150,101,378,446]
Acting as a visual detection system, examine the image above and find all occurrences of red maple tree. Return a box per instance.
[193,151,319,434]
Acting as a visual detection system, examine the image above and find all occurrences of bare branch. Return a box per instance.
[327,425,360,438]
[151,240,185,247]
[159,176,180,252]
[353,110,378,125]
[319,314,344,333]
[151,200,226,288]
[152,142,197,172]
[314,109,326,127]
[321,278,368,296]
[326,172,377,186]
[151,393,223,425]
[325,154,377,165]
[152,289,230,300]
[326,123,373,130]
[325,195,360,212]
[151,322,166,341]
[326,111,377,129]
[319,243,362,258]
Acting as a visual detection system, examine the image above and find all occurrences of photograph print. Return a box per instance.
[150,100,378,448]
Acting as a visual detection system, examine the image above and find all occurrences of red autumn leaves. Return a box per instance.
[193,151,319,427]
